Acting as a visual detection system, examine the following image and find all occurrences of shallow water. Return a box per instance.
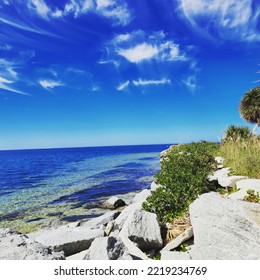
[0,144,170,232]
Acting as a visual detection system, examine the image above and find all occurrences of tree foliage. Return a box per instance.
[222,125,252,143]
[239,86,260,126]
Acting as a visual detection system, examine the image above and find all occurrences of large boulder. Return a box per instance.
[100,196,126,209]
[113,202,142,231]
[0,229,65,260]
[28,226,103,256]
[189,192,260,259]
[83,237,136,260]
[132,189,151,204]
[120,209,163,251]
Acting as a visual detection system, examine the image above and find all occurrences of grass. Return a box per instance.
[220,137,260,178]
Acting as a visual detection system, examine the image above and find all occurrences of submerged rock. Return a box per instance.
[100,196,126,209]
[0,229,65,260]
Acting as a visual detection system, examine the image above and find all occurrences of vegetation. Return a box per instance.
[243,189,260,203]
[221,125,252,143]
[142,142,219,224]
[220,135,260,178]
[239,86,260,130]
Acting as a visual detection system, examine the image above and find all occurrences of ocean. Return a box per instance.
[0,144,170,233]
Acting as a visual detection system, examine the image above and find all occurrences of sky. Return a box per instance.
[0,0,259,150]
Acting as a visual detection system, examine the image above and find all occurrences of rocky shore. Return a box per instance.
[1,155,260,260]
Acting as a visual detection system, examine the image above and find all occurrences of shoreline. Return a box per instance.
[1,145,260,260]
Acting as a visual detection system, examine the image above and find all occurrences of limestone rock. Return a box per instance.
[120,209,163,251]
[114,202,142,231]
[120,235,149,260]
[104,220,115,236]
[100,196,126,209]
[150,181,162,191]
[189,192,260,259]
[28,226,103,256]
[228,179,260,200]
[215,156,224,164]
[0,229,65,260]
[161,227,193,252]
[161,251,191,260]
[66,250,89,260]
[218,176,247,188]
[83,237,136,260]
[79,210,120,229]
[132,189,151,204]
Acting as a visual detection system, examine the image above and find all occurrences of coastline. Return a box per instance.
[1,145,260,260]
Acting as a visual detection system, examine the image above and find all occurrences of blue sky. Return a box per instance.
[0,0,259,150]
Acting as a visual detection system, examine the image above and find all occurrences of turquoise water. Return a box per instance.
[0,144,169,232]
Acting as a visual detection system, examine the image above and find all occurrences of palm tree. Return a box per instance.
[222,125,251,143]
[239,86,260,133]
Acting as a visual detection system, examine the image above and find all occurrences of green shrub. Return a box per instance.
[243,189,260,203]
[142,142,218,224]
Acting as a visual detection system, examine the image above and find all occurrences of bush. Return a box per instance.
[142,142,218,224]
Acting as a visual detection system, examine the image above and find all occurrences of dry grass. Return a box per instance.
[220,137,260,178]
[165,212,191,244]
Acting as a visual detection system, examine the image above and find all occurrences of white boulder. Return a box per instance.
[100,196,126,209]
[0,229,65,260]
[189,192,260,259]
[28,226,104,256]
[132,189,151,204]
[120,209,163,251]
[83,237,136,260]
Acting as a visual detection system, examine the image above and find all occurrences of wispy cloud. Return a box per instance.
[39,79,63,90]
[133,78,171,86]
[180,0,260,41]
[117,80,129,91]
[0,16,53,36]
[108,30,187,64]
[0,76,29,95]
[182,75,197,92]
[26,0,132,26]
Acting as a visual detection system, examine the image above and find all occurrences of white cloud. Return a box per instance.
[117,43,159,63]
[110,30,187,64]
[0,76,29,95]
[0,17,51,35]
[27,0,131,26]
[180,0,260,41]
[7,67,18,78]
[183,75,197,91]
[117,80,129,91]
[29,0,51,18]
[133,78,171,86]
[39,79,63,89]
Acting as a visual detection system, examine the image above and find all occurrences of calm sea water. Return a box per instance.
[0,144,170,232]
